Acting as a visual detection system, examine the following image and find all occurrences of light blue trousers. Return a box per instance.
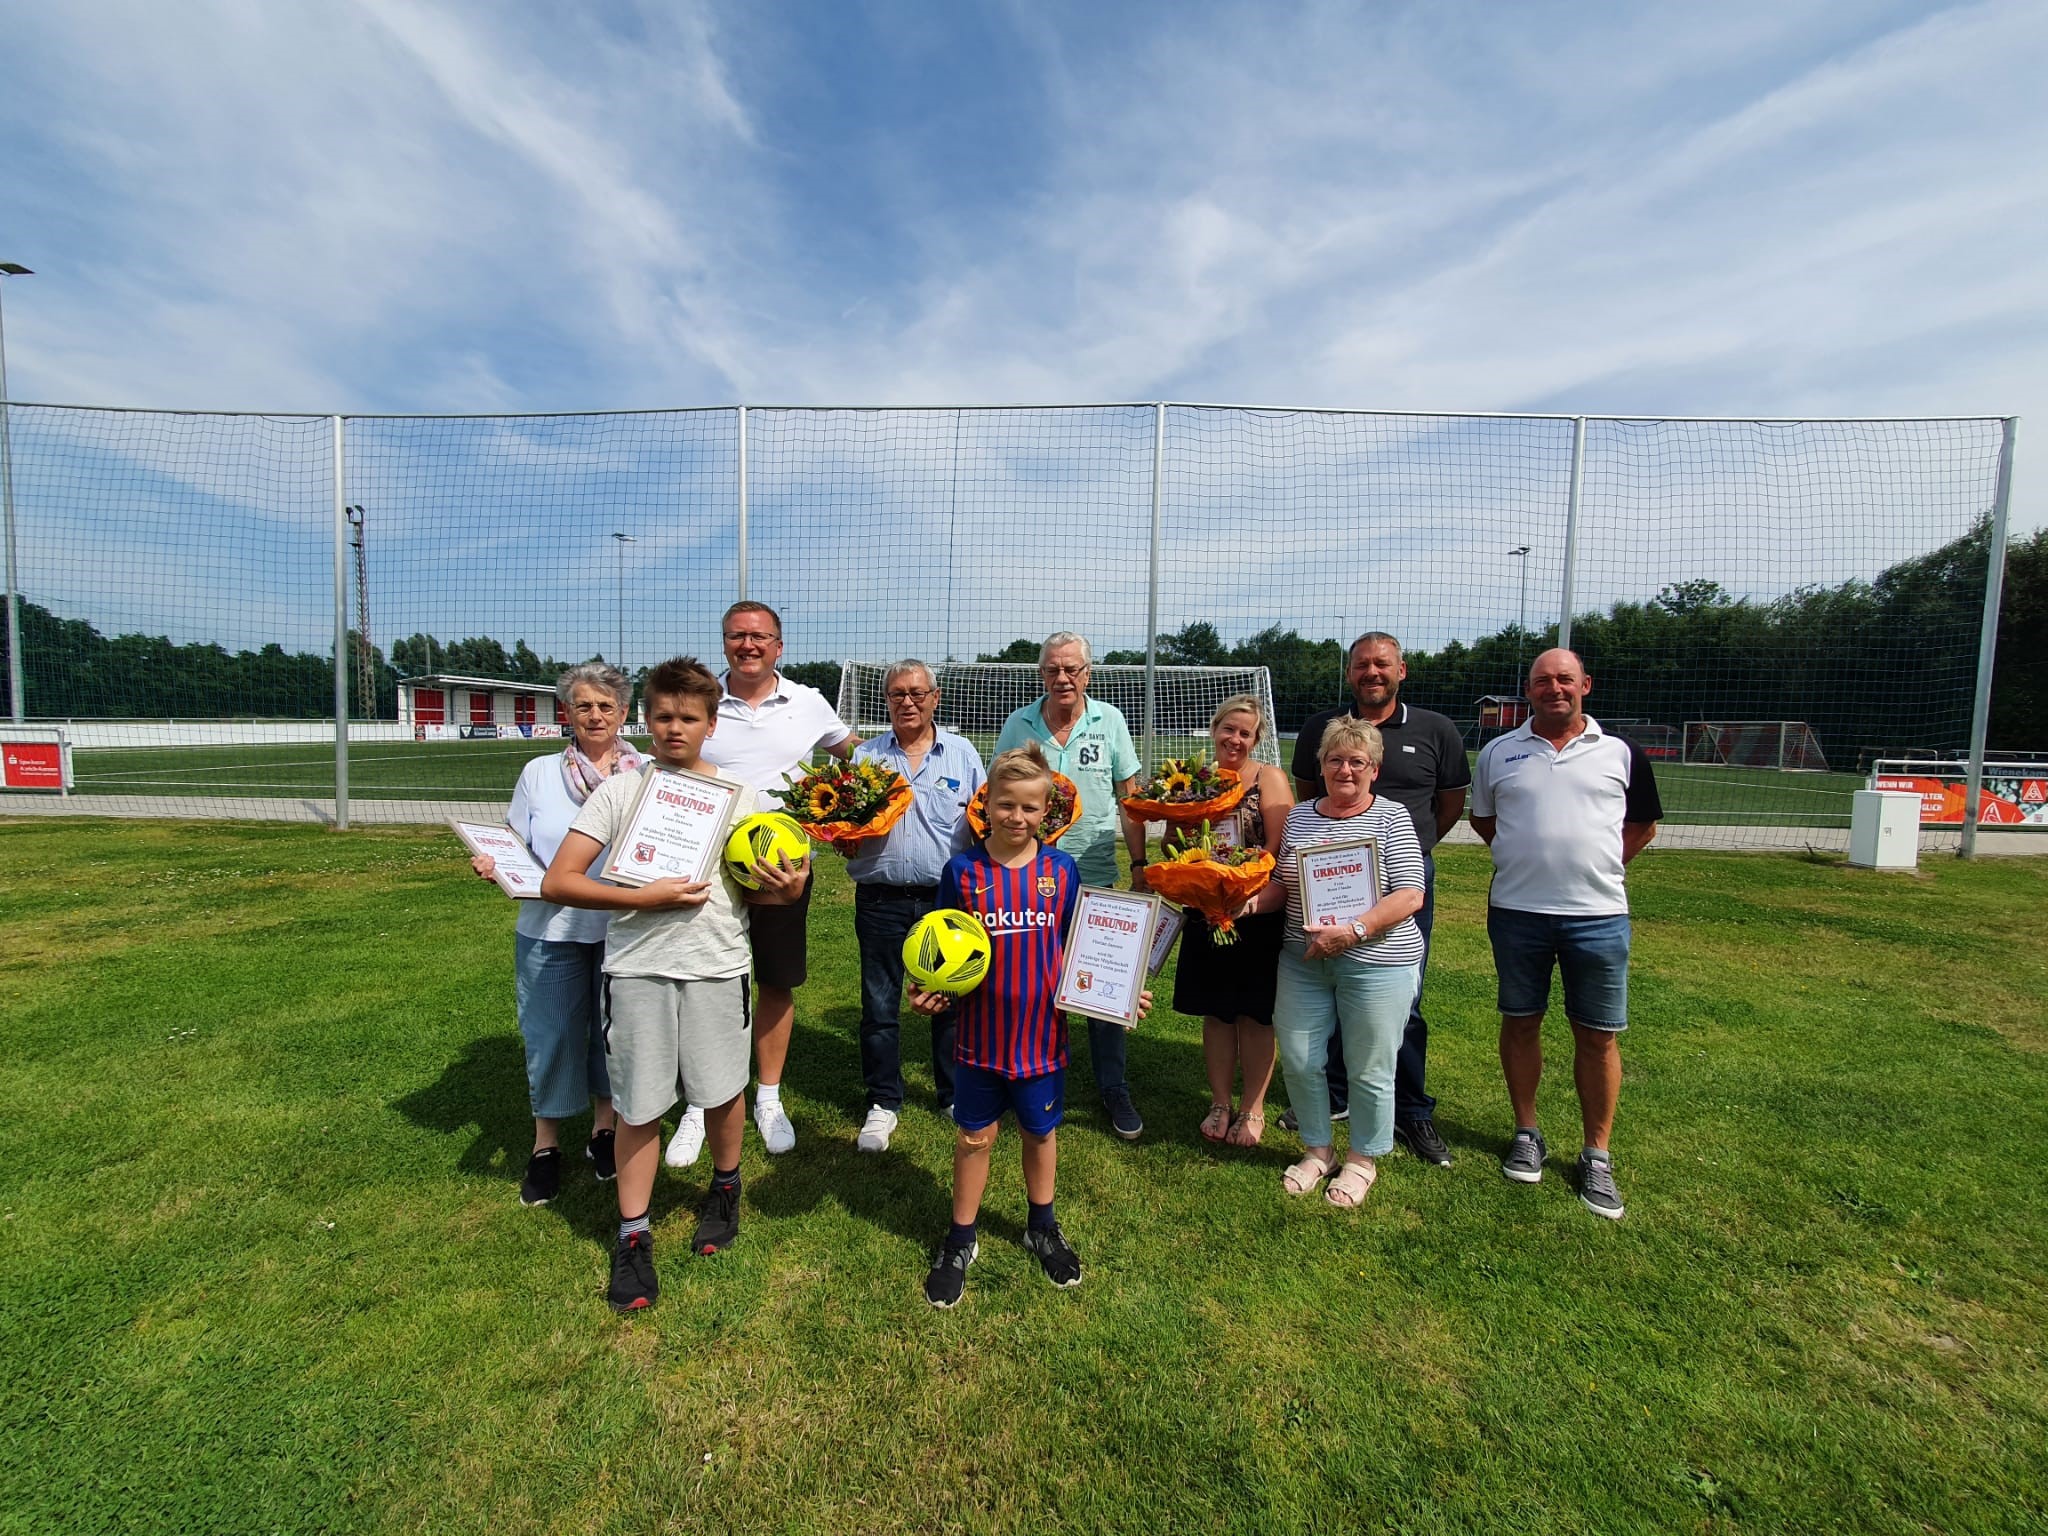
[1274,948,1420,1155]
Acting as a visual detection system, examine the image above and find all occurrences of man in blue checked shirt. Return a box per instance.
[842,660,987,1152]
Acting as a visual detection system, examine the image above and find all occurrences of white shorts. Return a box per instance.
[602,974,752,1127]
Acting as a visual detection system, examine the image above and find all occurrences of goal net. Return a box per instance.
[1684,720,1831,772]
[837,662,1281,772]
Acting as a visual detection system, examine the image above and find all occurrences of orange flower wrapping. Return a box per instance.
[966,773,1081,844]
[799,777,914,846]
[1121,766,1248,828]
[1142,849,1275,943]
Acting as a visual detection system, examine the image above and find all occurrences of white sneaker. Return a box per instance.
[664,1104,706,1168]
[856,1105,900,1153]
[754,1095,797,1155]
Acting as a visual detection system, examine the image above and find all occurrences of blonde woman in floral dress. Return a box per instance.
[1158,694,1292,1147]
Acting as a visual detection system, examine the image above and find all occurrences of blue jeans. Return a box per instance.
[1487,907,1632,1031]
[1326,852,1436,1120]
[854,882,957,1111]
[1275,948,1420,1156]
[1084,1016,1129,1099]
[512,935,610,1119]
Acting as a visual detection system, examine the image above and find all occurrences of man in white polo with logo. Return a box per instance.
[666,600,857,1166]
[992,630,1148,1139]
[1470,647,1662,1220]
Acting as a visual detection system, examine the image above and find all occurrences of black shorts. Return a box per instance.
[747,878,813,991]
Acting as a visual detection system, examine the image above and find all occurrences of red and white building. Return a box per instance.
[397,674,566,739]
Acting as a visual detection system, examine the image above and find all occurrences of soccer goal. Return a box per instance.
[1684,720,1831,772]
[837,662,1281,771]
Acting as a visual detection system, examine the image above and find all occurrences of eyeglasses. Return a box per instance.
[1040,664,1089,678]
[723,630,780,644]
[885,689,935,705]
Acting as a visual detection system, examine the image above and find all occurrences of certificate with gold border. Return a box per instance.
[1056,886,1163,1027]
[1296,836,1382,931]
[601,766,744,888]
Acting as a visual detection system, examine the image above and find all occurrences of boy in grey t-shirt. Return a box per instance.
[542,656,808,1312]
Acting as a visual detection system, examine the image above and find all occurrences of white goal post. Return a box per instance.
[837,662,1281,771]
[1683,720,1831,772]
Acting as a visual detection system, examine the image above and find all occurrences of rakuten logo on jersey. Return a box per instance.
[983,908,1057,934]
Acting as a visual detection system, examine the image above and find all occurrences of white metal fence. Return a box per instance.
[0,400,2019,852]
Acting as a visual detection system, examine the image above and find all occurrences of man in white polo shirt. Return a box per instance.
[1470,648,1662,1220]
[666,600,857,1165]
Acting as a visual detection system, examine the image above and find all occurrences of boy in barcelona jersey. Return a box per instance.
[908,744,1153,1308]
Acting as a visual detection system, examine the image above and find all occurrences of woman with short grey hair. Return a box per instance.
[469,661,643,1206]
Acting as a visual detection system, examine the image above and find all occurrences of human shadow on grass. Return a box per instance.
[390,1029,696,1243]
[742,1007,962,1249]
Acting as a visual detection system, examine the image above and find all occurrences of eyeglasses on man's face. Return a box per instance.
[885,688,935,705]
[723,630,780,645]
[1040,663,1088,678]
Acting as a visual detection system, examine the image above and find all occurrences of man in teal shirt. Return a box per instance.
[993,630,1148,1139]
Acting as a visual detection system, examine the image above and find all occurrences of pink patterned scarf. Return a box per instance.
[562,737,646,804]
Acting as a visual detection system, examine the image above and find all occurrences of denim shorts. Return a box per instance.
[1487,907,1632,1031]
[952,1063,1065,1136]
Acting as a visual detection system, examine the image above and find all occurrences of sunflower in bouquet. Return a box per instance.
[1121,751,1247,828]
[772,753,913,847]
[966,772,1081,844]
[1141,819,1273,944]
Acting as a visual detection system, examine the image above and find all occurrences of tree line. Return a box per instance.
[6,523,2041,754]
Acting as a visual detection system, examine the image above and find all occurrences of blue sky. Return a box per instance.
[0,1,2039,668]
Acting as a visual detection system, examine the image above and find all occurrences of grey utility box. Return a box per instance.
[1849,790,1920,870]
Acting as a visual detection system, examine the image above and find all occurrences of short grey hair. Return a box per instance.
[883,659,936,691]
[555,661,632,709]
[1039,631,1093,667]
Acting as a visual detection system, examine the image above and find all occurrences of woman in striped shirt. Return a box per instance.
[1240,716,1424,1207]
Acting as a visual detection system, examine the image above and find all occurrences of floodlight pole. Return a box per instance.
[734,405,749,600]
[1509,545,1531,677]
[1960,416,2017,859]
[611,532,636,669]
[0,263,32,724]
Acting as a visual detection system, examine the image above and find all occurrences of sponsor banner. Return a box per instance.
[2,740,71,791]
[413,722,561,742]
[414,723,456,741]
[1872,764,2048,827]
[459,724,501,740]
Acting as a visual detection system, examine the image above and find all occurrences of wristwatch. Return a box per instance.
[1350,920,1369,942]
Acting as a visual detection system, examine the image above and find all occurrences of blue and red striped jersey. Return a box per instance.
[940,845,1080,1079]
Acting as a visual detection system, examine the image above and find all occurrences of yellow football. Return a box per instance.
[723,812,810,889]
[901,908,993,996]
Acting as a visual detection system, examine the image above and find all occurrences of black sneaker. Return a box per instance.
[1102,1089,1143,1141]
[585,1128,617,1182]
[1395,1117,1453,1167]
[1022,1221,1083,1288]
[1577,1151,1626,1220]
[1502,1128,1547,1184]
[923,1241,977,1308]
[692,1182,740,1255]
[520,1147,563,1207]
[607,1230,657,1312]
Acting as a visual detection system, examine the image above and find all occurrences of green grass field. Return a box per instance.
[63,736,1873,827]
[2,819,2043,1534]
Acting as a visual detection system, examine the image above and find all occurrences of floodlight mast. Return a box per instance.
[0,262,32,723]
[1508,545,1532,679]
[345,505,372,718]
[611,532,636,672]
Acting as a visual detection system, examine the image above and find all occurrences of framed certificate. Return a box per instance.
[1296,836,1383,931]
[451,820,549,900]
[1146,903,1184,975]
[1056,885,1163,1028]
[600,765,745,888]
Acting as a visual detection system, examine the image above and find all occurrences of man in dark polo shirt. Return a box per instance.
[1286,631,1470,1166]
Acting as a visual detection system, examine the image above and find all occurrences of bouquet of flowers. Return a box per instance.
[771,754,914,846]
[1120,752,1247,828]
[965,772,1081,844]
[1140,819,1273,944]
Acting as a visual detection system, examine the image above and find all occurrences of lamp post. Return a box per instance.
[611,532,636,669]
[1508,544,1531,679]
[0,263,31,723]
